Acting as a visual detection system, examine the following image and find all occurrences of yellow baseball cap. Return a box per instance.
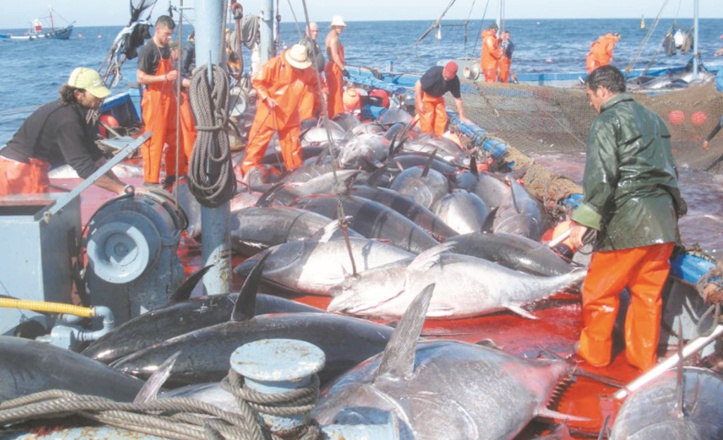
[67,67,111,99]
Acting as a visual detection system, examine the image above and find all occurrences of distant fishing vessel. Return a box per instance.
[0,6,74,41]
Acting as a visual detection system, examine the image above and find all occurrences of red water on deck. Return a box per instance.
[61,176,648,440]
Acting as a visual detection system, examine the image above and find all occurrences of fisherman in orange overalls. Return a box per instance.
[169,40,196,179]
[0,67,130,195]
[137,15,180,188]
[480,23,502,82]
[414,62,471,137]
[586,33,621,73]
[325,15,349,118]
[240,44,316,179]
[299,22,325,121]
[498,30,514,83]
[570,66,686,372]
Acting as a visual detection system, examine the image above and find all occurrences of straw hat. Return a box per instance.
[285,44,312,69]
[330,16,346,28]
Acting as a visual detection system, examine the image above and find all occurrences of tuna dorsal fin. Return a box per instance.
[256,182,285,208]
[469,154,479,177]
[480,206,498,233]
[133,351,182,404]
[408,242,454,272]
[167,264,214,304]
[231,251,271,322]
[367,163,389,188]
[505,175,523,214]
[422,149,438,178]
[374,283,435,382]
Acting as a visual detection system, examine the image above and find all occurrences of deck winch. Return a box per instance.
[85,188,187,326]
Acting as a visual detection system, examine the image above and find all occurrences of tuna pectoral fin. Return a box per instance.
[374,284,435,383]
[505,304,539,320]
[408,242,454,271]
[133,351,181,404]
[231,252,271,322]
[536,407,591,423]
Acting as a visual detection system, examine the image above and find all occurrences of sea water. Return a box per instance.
[0,18,721,250]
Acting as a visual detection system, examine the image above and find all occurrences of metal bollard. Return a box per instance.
[230,339,325,435]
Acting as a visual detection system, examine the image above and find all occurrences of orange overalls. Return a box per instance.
[140,56,182,184]
[0,157,50,194]
[586,34,617,73]
[299,79,323,122]
[498,44,511,83]
[241,52,315,175]
[578,242,675,371]
[325,45,345,118]
[178,90,197,166]
[418,94,448,137]
[480,29,502,82]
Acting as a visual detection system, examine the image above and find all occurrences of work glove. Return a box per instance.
[342,69,350,78]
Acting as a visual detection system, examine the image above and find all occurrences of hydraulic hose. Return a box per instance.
[0,298,95,317]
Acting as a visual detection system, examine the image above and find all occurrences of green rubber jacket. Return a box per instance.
[571,93,686,252]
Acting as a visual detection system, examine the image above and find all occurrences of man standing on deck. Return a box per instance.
[569,65,687,372]
[0,68,131,195]
[498,30,514,83]
[299,22,325,121]
[169,40,196,179]
[480,23,501,82]
[586,33,621,74]
[137,15,180,189]
[240,45,315,181]
[414,62,471,137]
[325,16,349,118]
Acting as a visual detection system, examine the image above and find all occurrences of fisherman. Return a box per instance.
[586,32,621,74]
[240,44,315,180]
[169,40,196,176]
[325,15,349,118]
[414,61,471,137]
[182,31,195,78]
[299,22,325,121]
[225,28,242,80]
[0,67,130,195]
[498,30,515,83]
[137,15,180,189]
[480,23,502,82]
[569,65,687,372]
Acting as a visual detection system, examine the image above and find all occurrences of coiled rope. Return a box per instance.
[187,64,237,208]
[0,368,323,440]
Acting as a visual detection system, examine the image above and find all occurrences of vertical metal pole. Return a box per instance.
[196,0,232,295]
[259,0,274,63]
[692,0,699,77]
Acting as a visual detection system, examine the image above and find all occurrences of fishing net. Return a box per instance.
[449,81,723,174]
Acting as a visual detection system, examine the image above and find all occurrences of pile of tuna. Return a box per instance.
[4,111,723,439]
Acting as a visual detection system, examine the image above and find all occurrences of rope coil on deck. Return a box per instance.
[0,368,323,440]
[187,64,237,208]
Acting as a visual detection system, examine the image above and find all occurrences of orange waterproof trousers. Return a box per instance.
[141,58,179,184]
[0,156,50,195]
[578,242,674,371]
[499,57,511,83]
[241,114,302,175]
[325,62,344,118]
[177,90,196,174]
[299,87,322,122]
[418,94,448,137]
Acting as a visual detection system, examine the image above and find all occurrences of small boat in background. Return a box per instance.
[0,6,74,41]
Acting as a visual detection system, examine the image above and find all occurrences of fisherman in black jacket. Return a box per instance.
[0,67,130,195]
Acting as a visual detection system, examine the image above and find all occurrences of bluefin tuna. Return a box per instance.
[432,189,490,234]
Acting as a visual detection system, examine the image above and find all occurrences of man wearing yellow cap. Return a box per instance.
[0,67,129,195]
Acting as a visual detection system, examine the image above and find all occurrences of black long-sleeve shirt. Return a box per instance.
[419,66,461,99]
[1,101,103,178]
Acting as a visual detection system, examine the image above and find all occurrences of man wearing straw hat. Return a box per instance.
[240,44,316,181]
[325,15,349,118]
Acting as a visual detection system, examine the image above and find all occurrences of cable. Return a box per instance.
[187,64,237,207]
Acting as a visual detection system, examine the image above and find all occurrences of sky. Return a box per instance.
[0,0,720,29]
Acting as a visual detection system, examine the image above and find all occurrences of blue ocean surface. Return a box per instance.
[1,17,722,142]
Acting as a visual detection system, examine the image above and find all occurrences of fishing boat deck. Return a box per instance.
[55,175,663,439]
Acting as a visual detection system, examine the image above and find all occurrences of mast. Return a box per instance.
[497,0,505,33]
[49,5,55,31]
[692,0,699,77]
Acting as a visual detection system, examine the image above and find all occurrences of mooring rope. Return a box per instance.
[0,368,323,440]
[187,63,237,207]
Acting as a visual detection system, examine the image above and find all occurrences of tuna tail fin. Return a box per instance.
[231,251,271,322]
[374,284,435,382]
[133,351,182,404]
[480,206,498,233]
[469,154,479,177]
[167,264,214,304]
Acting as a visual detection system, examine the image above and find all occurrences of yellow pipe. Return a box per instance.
[0,298,95,318]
